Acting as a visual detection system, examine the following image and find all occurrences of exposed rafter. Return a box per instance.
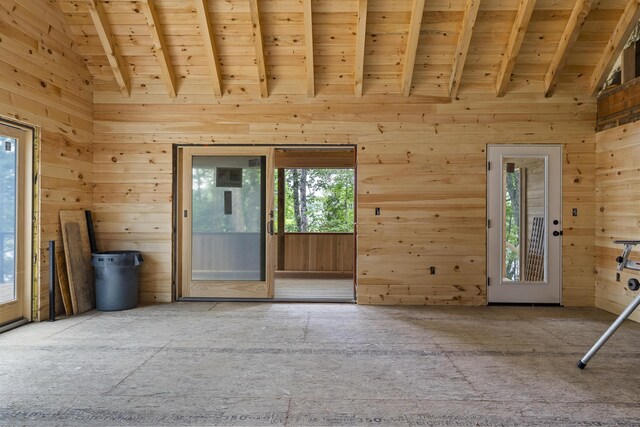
[193,0,223,97]
[248,0,268,98]
[303,0,315,97]
[86,0,130,97]
[402,0,426,97]
[354,0,368,97]
[449,0,481,98]
[590,0,640,96]
[496,0,536,97]
[544,0,593,97]
[139,0,176,98]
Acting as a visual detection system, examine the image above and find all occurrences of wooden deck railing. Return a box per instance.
[279,233,354,273]
[191,232,354,274]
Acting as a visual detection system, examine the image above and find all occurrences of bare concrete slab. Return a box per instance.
[1,304,639,426]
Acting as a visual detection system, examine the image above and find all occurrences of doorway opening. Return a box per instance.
[174,145,356,302]
[274,148,356,301]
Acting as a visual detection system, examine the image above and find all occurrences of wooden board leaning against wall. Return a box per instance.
[595,122,640,322]
[92,92,597,307]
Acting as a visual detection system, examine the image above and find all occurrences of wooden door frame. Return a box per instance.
[171,144,357,302]
[0,119,35,327]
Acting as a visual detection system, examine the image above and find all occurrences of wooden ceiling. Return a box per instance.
[54,0,639,101]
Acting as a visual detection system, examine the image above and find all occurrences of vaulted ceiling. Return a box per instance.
[54,0,639,101]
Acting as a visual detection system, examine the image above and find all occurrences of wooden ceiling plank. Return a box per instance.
[303,0,315,97]
[193,0,223,97]
[248,0,268,98]
[496,0,537,97]
[401,0,426,97]
[449,0,481,98]
[86,0,130,97]
[354,0,368,97]
[544,0,593,97]
[139,0,177,98]
[590,0,640,96]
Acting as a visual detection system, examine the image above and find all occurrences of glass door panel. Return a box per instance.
[502,157,547,284]
[0,135,17,305]
[191,156,265,281]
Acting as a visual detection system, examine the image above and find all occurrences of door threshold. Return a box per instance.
[0,318,29,334]
[487,303,562,307]
[178,297,356,304]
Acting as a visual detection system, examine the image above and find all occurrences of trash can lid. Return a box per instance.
[92,250,143,267]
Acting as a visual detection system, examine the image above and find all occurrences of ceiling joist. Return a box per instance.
[139,0,176,99]
[496,0,536,97]
[248,0,268,98]
[449,0,481,98]
[86,0,130,97]
[402,0,426,97]
[544,0,593,97]
[303,0,315,97]
[354,0,368,97]
[590,0,640,96]
[193,0,223,97]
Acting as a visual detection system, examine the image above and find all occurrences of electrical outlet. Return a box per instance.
[375,207,380,216]
[572,208,578,217]
[430,266,436,275]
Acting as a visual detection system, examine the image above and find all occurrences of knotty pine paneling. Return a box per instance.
[0,0,93,320]
[595,122,640,322]
[93,93,597,306]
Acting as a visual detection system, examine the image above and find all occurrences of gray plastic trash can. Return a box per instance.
[92,250,143,311]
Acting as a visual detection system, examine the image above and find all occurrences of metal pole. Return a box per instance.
[48,240,55,322]
[577,293,640,368]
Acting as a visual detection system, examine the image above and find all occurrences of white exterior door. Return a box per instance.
[487,145,562,304]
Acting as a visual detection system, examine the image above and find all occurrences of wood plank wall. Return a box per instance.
[93,93,597,306]
[0,1,623,313]
[595,122,640,322]
[0,0,93,320]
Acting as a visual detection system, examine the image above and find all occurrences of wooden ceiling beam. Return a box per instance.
[86,0,130,97]
[193,0,223,97]
[248,0,268,98]
[449,0,481,98]
[402,0,426,97]
[496,0,536,97]
[544,0,593,97]
[139,0,176,98]
[590,0,640,96]
[354,0,368,97]
[303,0,315,97]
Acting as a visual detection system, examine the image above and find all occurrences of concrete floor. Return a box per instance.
[1,303,640,426]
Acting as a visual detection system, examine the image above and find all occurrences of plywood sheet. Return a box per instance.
[55,251,73,317]
[60,210,94,314]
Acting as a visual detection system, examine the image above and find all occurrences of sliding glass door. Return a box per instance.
[0,123,32,325]
[178,147,275,299]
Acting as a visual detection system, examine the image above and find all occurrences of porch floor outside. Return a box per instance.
[274,277,354,301]
[1,304,639,426]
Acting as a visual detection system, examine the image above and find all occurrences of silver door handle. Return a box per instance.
[267,220,274,236]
